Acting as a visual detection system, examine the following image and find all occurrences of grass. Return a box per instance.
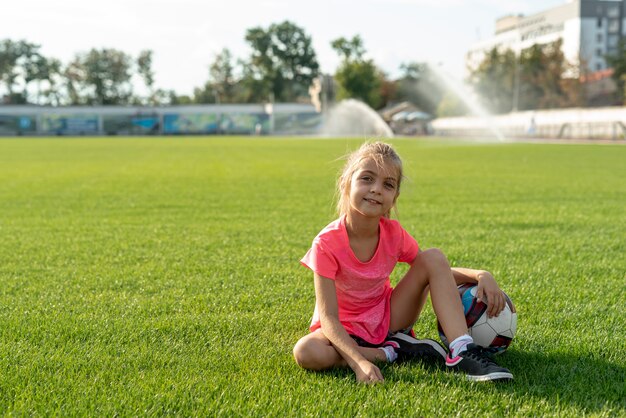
[0,136,624,416]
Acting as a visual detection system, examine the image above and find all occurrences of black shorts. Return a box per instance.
[350,327,414,348]
[350,335,381,348]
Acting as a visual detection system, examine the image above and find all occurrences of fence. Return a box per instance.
[0,103,322,136]
[431,107,626,140]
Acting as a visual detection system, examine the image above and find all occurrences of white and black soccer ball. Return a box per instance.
[438,284,517,354]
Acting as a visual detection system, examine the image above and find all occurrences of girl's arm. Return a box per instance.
[451,268,512,317]
[314,273,385,383]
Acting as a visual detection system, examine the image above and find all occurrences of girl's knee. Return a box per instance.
[293,337,319,369]
[292,335,337,370]
[292,338,311,368]
[420,248,450,270]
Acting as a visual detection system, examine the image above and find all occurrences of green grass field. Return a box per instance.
[0,136,624,416]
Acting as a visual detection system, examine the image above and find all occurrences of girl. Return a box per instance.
[293,142,513,383]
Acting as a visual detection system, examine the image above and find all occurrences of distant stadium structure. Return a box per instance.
[0,103,321,136]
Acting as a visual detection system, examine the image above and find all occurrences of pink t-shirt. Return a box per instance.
[300,216,419,345]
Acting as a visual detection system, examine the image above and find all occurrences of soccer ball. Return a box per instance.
[438,283,517,354]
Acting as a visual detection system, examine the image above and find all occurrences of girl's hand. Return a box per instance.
[476,272,507,318]
[354,360,384,384]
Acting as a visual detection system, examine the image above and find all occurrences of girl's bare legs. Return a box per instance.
[390,249,514,381]
[390,248,467,342]
[293,329,386,370]
[295,249,468,370]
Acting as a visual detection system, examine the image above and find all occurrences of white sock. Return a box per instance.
[379,346,398,363]
[449,334,473,357]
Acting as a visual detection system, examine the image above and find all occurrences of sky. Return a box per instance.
[3,0,567,96]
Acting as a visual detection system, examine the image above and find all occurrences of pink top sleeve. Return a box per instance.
[398,226,419,264]
[300,237,339,280]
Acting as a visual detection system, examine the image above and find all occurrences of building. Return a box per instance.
[466,0,625,75]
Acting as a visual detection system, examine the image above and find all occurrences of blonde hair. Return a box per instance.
[336,141,404,218]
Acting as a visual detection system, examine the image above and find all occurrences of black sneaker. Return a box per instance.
[384,332,447,367]
[446,343,513,382]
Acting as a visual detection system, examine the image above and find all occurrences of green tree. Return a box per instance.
[22,51,60,105]
[605,39,626,103]
[331,35,383,109]
[379,74,397,109]
[394,62,446,115]
[517,45,543,110]
[334,61,382,108]
[63,57,86,105]
[469,47,516,114]
[0,39,42,104]
[205,48,236,103]
[39,57,63,105]
[437,91,470,117]
[518,40,582,110]
[167,91,193,105]
[0,39,21,101]
[331,36,366,61]
[469,40,582,113]
[68,48,134,105]
[192,82,218,104]
[243,21,319,102]
[137,50,156,104]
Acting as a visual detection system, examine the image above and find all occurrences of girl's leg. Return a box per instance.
[293,329,386,370]
[390,248,467,342]
[390,250,514,381]
[389,284,429,333]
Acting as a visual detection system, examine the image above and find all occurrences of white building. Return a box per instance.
[466,0,625,75]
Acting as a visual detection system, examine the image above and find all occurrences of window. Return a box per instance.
[596,48,604,57]
[608,35,619,48]
[608,19,619,33]
[596,63,602,71]
[597,33,603,43]
[598,17,603,28]
[608,5,620,18]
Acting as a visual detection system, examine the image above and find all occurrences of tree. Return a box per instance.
[207,48,235,103]
[394,62,446,115]
[437,91,470,117]
[469,47,516,114]
[331,35,383,109]
[334,61,382,108]
[38,57,63,106]
[0,39,42,104]
[67,48,135,105]
[379,74,397,109]
[469,40,583,113]
[517,45,543,110]
[243,21,319,102]
[331,36,366,61]
[399,62,425,80]
[605,39,626,103]
[22,51,60,105]
[193,82,218,104]
[137,50,156,104]
[518,40,582,110]
[63,57,87,105]
[167,91,193,105]
[0,39,21,101]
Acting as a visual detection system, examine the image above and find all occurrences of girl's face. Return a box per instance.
[348,158,399,219]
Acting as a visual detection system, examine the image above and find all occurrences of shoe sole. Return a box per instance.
[466,372,514,382]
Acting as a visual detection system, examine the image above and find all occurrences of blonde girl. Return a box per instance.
[293,142,513,383]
